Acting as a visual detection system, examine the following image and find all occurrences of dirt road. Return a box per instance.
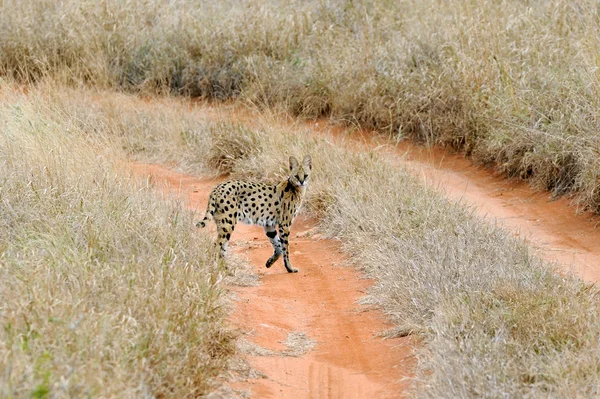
[317,119,600,283]
[131,163,415,398]
[387,141,600,283]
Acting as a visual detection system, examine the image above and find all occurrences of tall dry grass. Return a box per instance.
[3,0,600,212]
[0,86,235,397]
[40,85,600,397]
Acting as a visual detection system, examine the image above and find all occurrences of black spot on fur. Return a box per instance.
[266,231,277,238]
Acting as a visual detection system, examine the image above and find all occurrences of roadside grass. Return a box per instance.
[3,0,600,213]
[36,85,600,397]
[0,87,235,397]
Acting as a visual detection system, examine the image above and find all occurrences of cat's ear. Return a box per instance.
[302,155,312,171]
[289,156,299,171]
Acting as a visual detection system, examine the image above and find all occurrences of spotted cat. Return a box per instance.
[197,155,311,273]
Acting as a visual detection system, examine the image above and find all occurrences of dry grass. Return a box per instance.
[2,79,600,397]
[35,84,600,397]
[2,0,600,392]
[3,0,600,212]
[0,86,235,397]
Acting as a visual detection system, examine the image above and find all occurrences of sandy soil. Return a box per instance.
[131,163,415,398]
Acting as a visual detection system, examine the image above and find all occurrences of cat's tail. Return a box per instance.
[196,193,216,228]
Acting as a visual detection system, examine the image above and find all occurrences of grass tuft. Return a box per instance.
[206,123,263,175]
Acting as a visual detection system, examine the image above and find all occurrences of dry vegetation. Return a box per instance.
[19,84,599,397]
[3,0,600,396]
[2,0,600,212]
[0,87,235,397]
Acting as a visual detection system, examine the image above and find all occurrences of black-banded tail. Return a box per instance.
[196,194,216,228]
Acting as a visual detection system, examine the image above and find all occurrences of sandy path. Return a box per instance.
[391,143,600,283]
[131,163,415,398]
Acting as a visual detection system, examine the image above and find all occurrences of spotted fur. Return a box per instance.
[197,155,312,273]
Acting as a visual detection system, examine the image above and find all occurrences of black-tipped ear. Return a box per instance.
[303,155,312,170]
[289,156,299,171]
